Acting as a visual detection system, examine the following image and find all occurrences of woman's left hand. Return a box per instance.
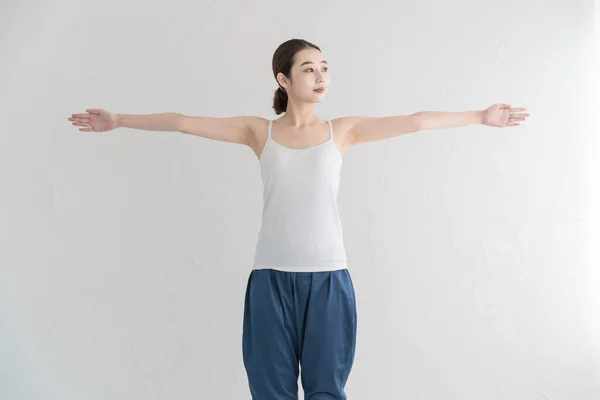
[482,104,530,127]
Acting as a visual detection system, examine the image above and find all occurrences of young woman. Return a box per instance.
[68,38,529,400]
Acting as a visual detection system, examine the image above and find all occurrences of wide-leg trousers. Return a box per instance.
[242,268,357,400]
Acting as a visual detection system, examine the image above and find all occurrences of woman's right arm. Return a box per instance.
[116,112,183,133]
[178,115,265,146]
[69,109,264,146]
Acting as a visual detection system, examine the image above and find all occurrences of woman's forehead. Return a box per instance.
[295,50,326,67]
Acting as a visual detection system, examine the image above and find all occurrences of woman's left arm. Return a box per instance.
[416,104,529,130]
[343,104,530,146]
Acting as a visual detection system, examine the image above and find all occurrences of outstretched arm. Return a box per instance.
[416,104,529,130]
[342,104,530,146]
[69,109,263,146]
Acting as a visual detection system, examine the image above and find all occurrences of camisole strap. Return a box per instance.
[268,120,272,140]
[327,120,333,141]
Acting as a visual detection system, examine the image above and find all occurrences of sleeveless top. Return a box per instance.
[252,119,348,272]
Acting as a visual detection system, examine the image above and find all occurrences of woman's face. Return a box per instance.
[279,48,330,104]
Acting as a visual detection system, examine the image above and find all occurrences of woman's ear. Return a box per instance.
[277,72,288,92]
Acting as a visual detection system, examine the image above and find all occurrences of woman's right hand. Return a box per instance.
[68,109,118,132]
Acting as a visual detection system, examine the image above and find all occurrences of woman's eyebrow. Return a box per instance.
[299,60,328,66]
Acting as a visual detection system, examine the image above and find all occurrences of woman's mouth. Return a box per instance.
[314,89,325,93]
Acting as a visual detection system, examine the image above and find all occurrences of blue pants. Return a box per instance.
[242,268,357,400]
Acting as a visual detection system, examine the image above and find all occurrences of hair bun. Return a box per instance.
[273,87,288,115]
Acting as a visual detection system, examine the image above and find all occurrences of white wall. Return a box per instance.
[1,0,598,399]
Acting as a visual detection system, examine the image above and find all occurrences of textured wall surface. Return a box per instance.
[1,0,598,399]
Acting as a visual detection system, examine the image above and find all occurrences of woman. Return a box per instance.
[68,38,529,400]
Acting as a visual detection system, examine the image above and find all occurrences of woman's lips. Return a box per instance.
[314,89,325,93]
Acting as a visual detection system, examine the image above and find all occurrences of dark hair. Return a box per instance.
[272,39,321,115]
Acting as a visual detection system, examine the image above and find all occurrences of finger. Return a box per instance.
[72,121,90,127]
[506,123,519,127]
[71,114,90,119]
[86,109,102,115]
[79,128,94,132]
[510,107,527,112]
[499,104,511,108]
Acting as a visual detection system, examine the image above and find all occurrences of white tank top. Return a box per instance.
[252,119,348,272]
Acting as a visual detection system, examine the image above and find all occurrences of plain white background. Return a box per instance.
[1,0,598,399]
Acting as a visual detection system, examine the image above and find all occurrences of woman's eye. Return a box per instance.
[306,67,328,72]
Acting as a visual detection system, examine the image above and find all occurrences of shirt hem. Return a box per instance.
[252,261,347,272]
